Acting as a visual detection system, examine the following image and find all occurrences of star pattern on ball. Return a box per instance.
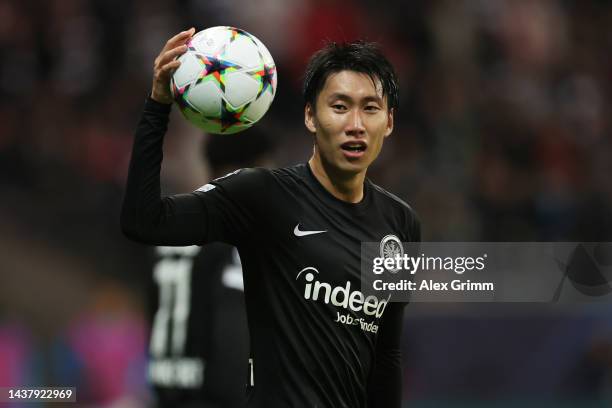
[206,100,250,132]
[195,54,241,92]
[255,63,276,97]
[214,28,251,58]
[172,82,193,110]
[172,26,276,134]
[229,27,251,43]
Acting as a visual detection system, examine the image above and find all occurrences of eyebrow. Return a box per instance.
[327,92,383,104]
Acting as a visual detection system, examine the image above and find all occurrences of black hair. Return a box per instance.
[302,41,399,111]
[205,127,274,172]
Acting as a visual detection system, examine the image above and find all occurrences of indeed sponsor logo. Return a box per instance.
[333,312,380,334]
[296,267,389,319]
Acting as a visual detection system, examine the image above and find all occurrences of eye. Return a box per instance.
[365,105,381,112]
[332,104,347,111]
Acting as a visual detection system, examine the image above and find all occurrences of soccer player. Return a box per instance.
[147,133,274,408]
[122,28,420,407]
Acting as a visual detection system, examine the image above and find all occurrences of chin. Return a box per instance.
[335,159,368,174]
[318,152,369,175]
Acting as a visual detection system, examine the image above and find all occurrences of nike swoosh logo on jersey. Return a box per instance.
[294,224,327,237]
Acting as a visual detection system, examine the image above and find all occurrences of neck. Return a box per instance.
[308,154,366,204]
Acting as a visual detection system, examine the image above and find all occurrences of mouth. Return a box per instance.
[340,141,368,154]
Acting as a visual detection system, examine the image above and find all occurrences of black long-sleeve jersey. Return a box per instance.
[122,98,420,408]
[148,244,248,408]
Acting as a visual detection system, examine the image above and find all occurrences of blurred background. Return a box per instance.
[1,0,612,406]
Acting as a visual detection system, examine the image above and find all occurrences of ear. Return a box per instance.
[304,103,317,133]
[384,108,394,138]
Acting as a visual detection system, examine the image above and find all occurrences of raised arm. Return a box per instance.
[120,29,209,246]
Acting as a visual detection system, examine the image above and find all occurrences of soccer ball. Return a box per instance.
[171,26,277,134]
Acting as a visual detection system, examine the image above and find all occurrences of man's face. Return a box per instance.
[305,70,394,175]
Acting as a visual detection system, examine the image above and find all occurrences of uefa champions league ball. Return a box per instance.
[171,26,277,134]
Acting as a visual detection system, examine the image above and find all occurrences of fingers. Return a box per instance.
[156,44,188,69]
[162,27,196,53]
[150,28,196,104]
[158,60,181,79]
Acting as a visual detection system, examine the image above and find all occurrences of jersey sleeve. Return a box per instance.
[367,302,406,408]
[121,97,211,246]
[120,97,269,247]
[367,203,419,407]
[192,167,272,246]
[404,205,421,243]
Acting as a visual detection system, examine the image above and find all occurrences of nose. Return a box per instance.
[345,109,365,137]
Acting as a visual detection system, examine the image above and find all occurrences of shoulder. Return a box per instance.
[270,163,308,181]
[369,182,416,217]
[193,166,302,206]
[369,182,421,242]
[263,164,310,191]
[209,165,305,186]
[216,167,272,183]
[224,165,306,189]
[193,167,272,192]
